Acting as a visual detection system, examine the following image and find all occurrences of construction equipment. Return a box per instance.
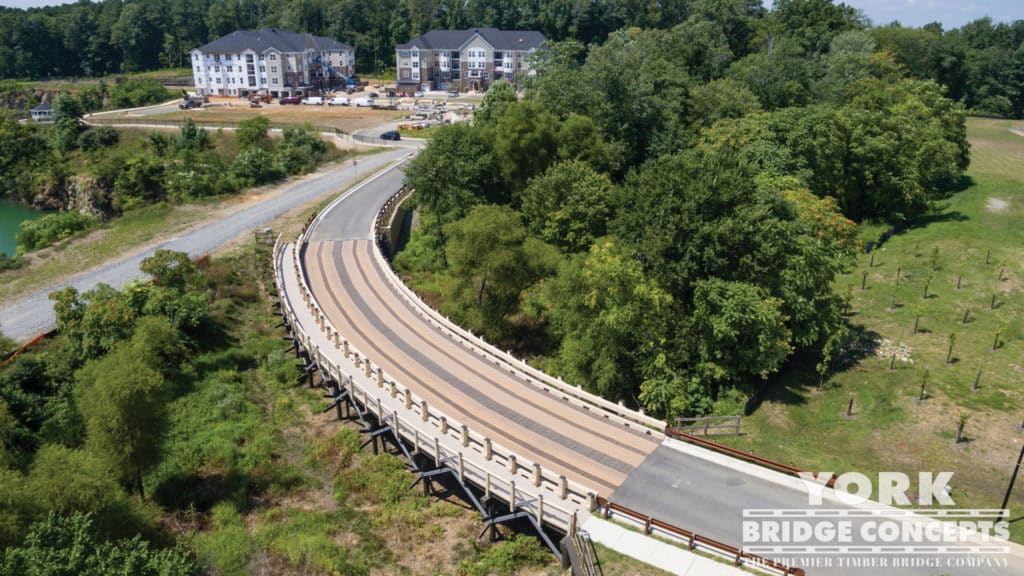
[311,55,360,91]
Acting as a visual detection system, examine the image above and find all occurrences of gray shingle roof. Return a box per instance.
[398,28,545,51]
[196,29,352,54]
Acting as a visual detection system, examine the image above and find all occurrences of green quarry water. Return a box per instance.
[0,200,47,257]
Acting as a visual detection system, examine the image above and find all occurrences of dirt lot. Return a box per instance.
[135,100,404,133]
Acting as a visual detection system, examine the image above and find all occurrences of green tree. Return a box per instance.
[404,123,500,255]
[75,345,171,497]
[444,205,559,339]
[491,100,559,199]
[473,79,518,127]
[520,160,616,253]
[545,239,671,401]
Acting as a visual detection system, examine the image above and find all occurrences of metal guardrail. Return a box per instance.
[274,234,591,534]
[368,187,667,436]
[666,429,837,489]
[594,497,805,576]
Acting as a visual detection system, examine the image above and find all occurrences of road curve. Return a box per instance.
[299,157,1024,576]
[0,147,408,342]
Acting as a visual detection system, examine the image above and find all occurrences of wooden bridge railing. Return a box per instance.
[274,232,592,533]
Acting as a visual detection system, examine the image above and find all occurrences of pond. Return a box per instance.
[0,200,48,258]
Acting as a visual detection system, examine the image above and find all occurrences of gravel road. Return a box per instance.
[0,147,410,342]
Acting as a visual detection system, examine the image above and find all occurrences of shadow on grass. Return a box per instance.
[745,324,882,415]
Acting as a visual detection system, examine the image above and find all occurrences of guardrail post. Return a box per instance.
[533,463,542,487]
[603,501,611,519]
[389,381,397,398]
[733,551,741,566]
[376,367,384,387]
[587,493,596,512]
[343,341,350,358]
[364,359,372,378]
[460,425,469,447]
[484,438,492,460]
[353,354,361,368]
[440,416,448,435]
[644,517,652,534]
[433,437,440,467]
[421,400,429,422]
[688,533,695,550]
[334,331,340,349]
[559,475,568,499]
[509,481,516,511]
[404,390,412,410]
[485,473,491,500]
[507,454,517,474]
[458,453,464,482]
[413,429,420,454]
[537,494,543,524]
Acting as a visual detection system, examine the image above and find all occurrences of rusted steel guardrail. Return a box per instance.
[595,497,805,576]
[666,428,837,489]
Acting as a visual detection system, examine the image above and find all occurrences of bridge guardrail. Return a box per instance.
[275,233,592,534]
[370,188,667,437]
[594,497,805,576]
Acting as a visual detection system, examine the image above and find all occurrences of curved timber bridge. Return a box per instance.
[273,156,1020,576]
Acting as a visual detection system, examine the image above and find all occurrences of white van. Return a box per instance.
[301,96,323,105]
[326,96,349,106]
[353,97,375,107]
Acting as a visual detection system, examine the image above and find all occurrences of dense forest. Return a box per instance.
[0,0,1022,117]
[398,2,973,418]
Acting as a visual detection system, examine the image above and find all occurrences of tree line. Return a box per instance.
[399,2,971,419]
[0,0,1022,117]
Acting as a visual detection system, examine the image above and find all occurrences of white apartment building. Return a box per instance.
[396,28,546,92]
[190,28,355,98]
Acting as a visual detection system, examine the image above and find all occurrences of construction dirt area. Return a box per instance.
[124,96,415,133]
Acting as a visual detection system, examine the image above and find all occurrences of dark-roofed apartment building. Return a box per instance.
[190,29,354,98]
[396,28,545,92]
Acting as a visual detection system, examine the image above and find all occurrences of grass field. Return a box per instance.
[720,117,1024,539]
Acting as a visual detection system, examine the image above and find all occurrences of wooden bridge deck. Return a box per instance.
[304,239,660,496]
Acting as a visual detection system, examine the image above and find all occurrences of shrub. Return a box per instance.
[108,79,173,109]
[16,211,95,253]
[77,127,119,152]
[457,535,551,576]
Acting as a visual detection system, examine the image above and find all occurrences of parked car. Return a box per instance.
[368,92,379,98]
[380,130,401,141]
[413,90,424,98]
[326,96,350,106]
[302,96,323,105]
[279,95,303,105]
[447,90,458,97]
[179,99,201,110]
[353,97,375,107]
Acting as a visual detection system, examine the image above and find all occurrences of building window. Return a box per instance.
[214,55,220,62]
[272,78,278,85]
[259,65,265,73]
[260,77,266,84]
[494,51,503,60]
[401,69,410,80]
[214,66,220,72]
[398,50,410,59]
[269,53,277,60]
[271,66,278,73]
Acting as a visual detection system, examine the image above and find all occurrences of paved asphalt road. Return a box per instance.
[0,147,408,342]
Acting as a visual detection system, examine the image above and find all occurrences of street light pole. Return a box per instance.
[1001,438,1024,512]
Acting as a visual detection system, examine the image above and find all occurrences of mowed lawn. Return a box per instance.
[720,117,1024,540]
